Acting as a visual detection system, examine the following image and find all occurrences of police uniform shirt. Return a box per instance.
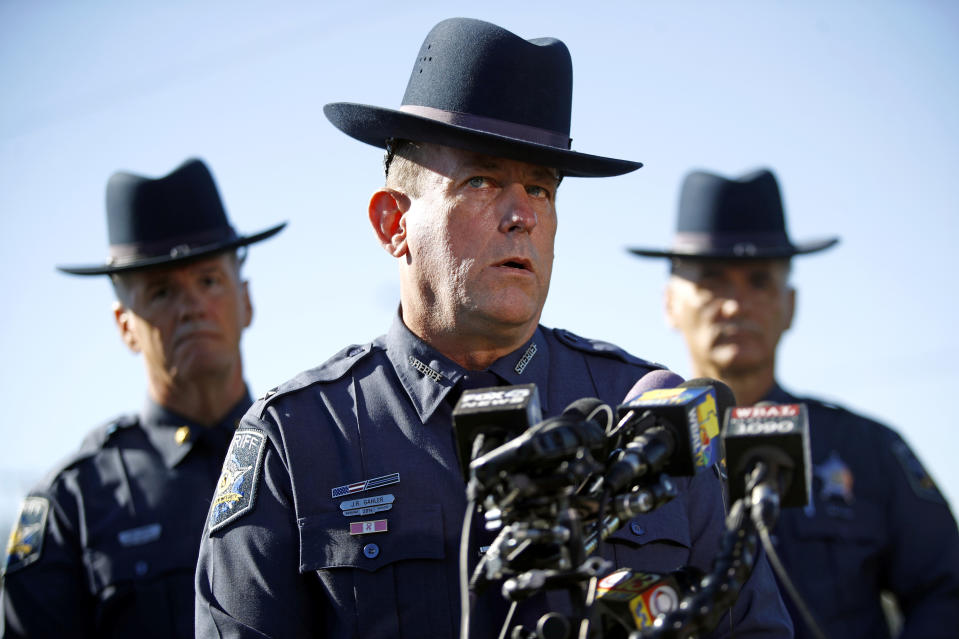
[195,315,792,638]
[1,393,251,639]
[765,383,959,639]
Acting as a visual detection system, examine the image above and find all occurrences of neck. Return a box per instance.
[402,308,536,371]
[691,360,775,407]
[147,363,247,427]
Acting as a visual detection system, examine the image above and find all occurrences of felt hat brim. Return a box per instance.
[56,222,286,276]
[627,236,839,260]
[324,102,642,178]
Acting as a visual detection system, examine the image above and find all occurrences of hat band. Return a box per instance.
[108,227,238,266]
[399,104,571,149]
[673,231,792,256]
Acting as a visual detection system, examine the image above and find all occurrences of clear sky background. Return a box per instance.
[2,1,957,535]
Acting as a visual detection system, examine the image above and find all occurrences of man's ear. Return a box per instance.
[784,286,796,331]
[241,280,253,329]
[664,281,679,330]
[113,302,140,353]
[369,189,410,257]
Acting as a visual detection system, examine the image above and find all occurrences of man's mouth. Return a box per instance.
[496,258,532,271]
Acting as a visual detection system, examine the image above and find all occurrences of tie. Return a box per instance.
[446,369,503,410]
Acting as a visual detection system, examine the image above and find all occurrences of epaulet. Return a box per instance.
[551,327,666,369]
[253,342,376,417]
[41,414,138,481]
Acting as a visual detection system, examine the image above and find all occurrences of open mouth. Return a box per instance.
[496,258,532,272]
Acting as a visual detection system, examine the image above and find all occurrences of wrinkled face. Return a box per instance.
[400,144,559,338]
[665,259,795,376]
[114,253,252,387]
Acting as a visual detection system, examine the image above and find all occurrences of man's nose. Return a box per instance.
[177,284,207,320]
[498,184,538,233]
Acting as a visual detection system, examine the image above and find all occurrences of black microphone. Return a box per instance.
[605,377,727,491]
[722,402,812,509]
[452,383,541,482]
[469,398,610,491]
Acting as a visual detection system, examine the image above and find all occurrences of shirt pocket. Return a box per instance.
[602,497,693,574]
[299,502,452,638]
[780,502,884,617]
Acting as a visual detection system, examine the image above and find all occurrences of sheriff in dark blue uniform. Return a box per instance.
[195,18,793,639]
[629,168,959,638]
[1,159,284,638]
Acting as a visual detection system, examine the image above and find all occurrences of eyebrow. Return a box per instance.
[461,156,560,184]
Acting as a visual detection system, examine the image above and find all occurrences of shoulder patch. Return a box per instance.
[4,496,50,574]
[890,438,945,504]
[552,328,665,369]
[208,428,268,533]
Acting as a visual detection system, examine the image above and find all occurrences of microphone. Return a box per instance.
[604,378,726,491]
[595,565,705,633]
[722,402,812,509]
[452,383,541,482]
[622,369,686,402]
[469,398,610,491]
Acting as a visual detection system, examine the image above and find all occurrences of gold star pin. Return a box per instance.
[175,426,191,445]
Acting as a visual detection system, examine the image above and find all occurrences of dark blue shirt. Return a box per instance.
[765,383,959,639]
[195,317,792,638]
[1,393,250,639]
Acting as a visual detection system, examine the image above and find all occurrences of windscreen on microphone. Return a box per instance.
[615,380,723,477]
[452,383,541,482]
[562,397,614,434]
[722,402,812,508]
[623,369,686,402]
[469,402,609,491]
[677,378,737,428]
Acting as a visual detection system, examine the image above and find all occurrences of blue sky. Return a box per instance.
[2,1,957,531]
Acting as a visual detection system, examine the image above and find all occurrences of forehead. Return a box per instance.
[671,258,790,281]
[120,253,234,287]
[419,143,560,183]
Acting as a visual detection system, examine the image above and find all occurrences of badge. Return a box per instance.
[343,504,393,517]
[814,451,855,505]
[4,496,50,574]
[891,438,944,503]
[118,523,162,547]
[339,494,395,511]
[331,472,400,498]
[209,428,267,533]
[349,519,388,535]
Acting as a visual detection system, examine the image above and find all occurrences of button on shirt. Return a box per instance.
[1,393,250,639]
[195,317,792,638]
[765,383,959,639]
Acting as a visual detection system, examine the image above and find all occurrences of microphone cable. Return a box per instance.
[755,520,830,639]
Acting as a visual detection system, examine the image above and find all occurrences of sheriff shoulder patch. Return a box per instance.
[4,496,50,575]
[891,438,944,504]
[209,428,268,533]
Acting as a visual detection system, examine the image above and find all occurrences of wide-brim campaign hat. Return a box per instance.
[628,168,839,259]
[57,158,286,276]
[323,17,641,178]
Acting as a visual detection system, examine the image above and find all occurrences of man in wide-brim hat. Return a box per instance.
[2,158,284,639]
[629,167,959,638]
[195,18,791,639]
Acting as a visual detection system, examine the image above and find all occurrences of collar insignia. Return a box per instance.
[514,342,538,374]
[408,355,444,382]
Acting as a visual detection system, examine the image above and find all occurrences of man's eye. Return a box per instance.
[468,176,490,188]
[526,185,550,199]
[150,287,169,301]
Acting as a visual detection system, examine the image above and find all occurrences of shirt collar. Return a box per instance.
[761,381,794,404]
[384,314,552,423]
[140,389,252,469]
